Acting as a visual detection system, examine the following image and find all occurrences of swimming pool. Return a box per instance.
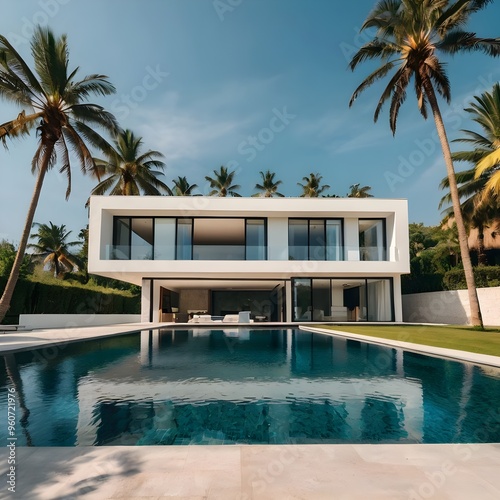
[1,328,499,446]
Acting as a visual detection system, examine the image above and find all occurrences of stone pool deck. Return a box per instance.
[1,322,500,499]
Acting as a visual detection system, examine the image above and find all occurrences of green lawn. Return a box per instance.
[318,324,500,357]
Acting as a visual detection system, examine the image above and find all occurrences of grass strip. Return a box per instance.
[318,324,500,357]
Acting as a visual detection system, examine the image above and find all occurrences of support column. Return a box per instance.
[393,275,403,322]
[285,280,293,322]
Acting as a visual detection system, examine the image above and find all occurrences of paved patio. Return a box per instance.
[1,322,500,499]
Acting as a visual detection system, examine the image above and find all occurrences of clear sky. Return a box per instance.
[1,0,500,244]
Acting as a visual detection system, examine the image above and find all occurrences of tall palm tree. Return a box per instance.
[205,166,241,197]
[348,0,500,327]
[440,83,500,265]
[29,222,81,278]
[252,170,285,197]
[347,183,373,198]
[297,172,330,197]
[468,83,500,197]
[0,26,117,322]
[89,129,168,199]
[168,176,199,196]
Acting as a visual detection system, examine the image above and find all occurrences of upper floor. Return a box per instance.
[88,196,410,281]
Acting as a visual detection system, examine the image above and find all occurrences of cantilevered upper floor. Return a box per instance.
[88,196,410,285]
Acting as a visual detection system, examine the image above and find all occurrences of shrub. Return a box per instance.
[402,273,444,294]
[443,266,500,290]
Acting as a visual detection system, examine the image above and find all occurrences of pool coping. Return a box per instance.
[300,325,500,368]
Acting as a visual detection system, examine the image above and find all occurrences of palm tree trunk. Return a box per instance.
[477,224,487,266]
[0,154,51,323]
[423,79,483,327]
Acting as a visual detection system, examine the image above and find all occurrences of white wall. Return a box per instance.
[19,314,142,329]
[402,287,500,326]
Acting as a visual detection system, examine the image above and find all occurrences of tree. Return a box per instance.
[29,222,81,278]
[474,83,500,196]
[89,129,168,199]
[348,0,500,327]
[297,172,330,197]
[205,166,241,197]
[440,83,500,265]
[168,176,199,196]
[440,168,500,265]
[347,183,373,198]
[0,241,32,279]
[252,170,285,197]
[0,26,117,322]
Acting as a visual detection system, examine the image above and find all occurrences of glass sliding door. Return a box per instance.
[131,218,153,260]
[154,218,176,260]
[359,219,386,261]
[289,220,308,260]
[309,220,325,261]
[366,279,393,321]
[113,217,130,259]
[312,279,330,321]
[292,279,312,321]
[176,218,193,260]
[326,220,342,260]
[246,219,266,260]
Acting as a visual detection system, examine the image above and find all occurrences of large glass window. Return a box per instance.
[292,277,393,322]
[289,219,343,261]
[154,219,176,260]
[113,217,130,260]
[293,279,312,321]
[367,279,392,321]
[176,218,193,260]
[326,220,342,260]
[309,221,326,261]
[112,216,267,261]
[193,219,245,260]
[246,219,266,260]
[131,218,153,260]
[359,219,386,261]
[289,220,308,260]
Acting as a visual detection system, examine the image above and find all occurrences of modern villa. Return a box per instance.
[88,196,410,323]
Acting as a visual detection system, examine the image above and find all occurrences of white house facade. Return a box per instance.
[88,196,410,323]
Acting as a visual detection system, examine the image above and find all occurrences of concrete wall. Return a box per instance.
[19,314,142,330]
[402,287,500,326]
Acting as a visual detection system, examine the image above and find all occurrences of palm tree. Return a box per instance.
[474,83,500,196]
[440,168,499,266]
[0,26,117,322]
[29,222,81,278]
[348,0,500,327]
[440,83,500,265]
[205,166,241,197]
[168,176,199,196]
[297,173,330,197]
[252,170,285,197]
[347,183,373,198]
[89,129,168,199]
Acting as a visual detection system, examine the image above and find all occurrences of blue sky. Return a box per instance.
[1,0,500,244]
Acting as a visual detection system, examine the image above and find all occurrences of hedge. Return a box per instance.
[0,277,140,324]
[443,266,500,290]
[401,273,445,295]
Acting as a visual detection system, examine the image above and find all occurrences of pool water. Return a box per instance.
[1,328,499,446]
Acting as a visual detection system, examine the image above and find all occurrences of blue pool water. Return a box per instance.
[1,328,499,446]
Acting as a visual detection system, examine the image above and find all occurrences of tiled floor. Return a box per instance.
[1,322,500,498]
[1,444,500,499]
